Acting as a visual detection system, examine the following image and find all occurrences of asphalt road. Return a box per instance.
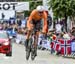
[0,43,75,64]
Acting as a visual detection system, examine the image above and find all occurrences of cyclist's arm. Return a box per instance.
[27,16,34,30]
[27,10,36,30]
[42,12,48,33]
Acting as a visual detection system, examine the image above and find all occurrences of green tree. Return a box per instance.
[48,0,75,32]
[23,0,32,1]
[24,0,42,17]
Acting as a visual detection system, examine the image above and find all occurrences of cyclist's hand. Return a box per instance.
[41,31,47,34]
[41,32,45,34]
[30,24,34,30]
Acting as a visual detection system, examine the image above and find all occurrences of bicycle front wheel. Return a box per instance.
[26,38,33,60]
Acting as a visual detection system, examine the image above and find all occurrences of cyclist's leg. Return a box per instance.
[34,31,39,56]
[25,30,32,50]
[34,20,42,56]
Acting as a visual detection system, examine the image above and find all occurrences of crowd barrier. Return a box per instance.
[15,33,75,57]
[16,34,26,44]
[50,39,75,55]
[38,34,75,58]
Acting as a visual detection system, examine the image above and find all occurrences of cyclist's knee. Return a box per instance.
[26,30,32,39]
[27,30,32,34]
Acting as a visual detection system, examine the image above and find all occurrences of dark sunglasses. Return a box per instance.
[39,11,43,13]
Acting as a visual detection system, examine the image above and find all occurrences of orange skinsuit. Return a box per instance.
[27,9,48,33]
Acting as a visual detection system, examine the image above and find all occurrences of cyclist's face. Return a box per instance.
[38,11,43,16]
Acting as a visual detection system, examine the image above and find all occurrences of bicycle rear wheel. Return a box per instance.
[26,49,30,60]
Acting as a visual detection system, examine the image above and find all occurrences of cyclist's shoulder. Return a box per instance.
[31,9,37,14]
[42,11,47,18]
[30,9,37,17]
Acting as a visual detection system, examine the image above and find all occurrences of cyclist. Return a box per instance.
[25,5,48,56]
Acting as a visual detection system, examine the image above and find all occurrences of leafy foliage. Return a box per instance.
[48,0,75,31]
[18,0,33,2]
[48,0,75,18]
[30,1,42,10]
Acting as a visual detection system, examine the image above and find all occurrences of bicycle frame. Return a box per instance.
[31,29,38,48]
[26,29,38,60]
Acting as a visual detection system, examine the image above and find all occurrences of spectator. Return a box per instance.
[70,27,75,40]
[55,22,62,34]
[71,27,75,36]
[9,18,15,25]
[21,18,27,28]
[47,14,52,29]
[63,32,70,40]
[17,19,22,27]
